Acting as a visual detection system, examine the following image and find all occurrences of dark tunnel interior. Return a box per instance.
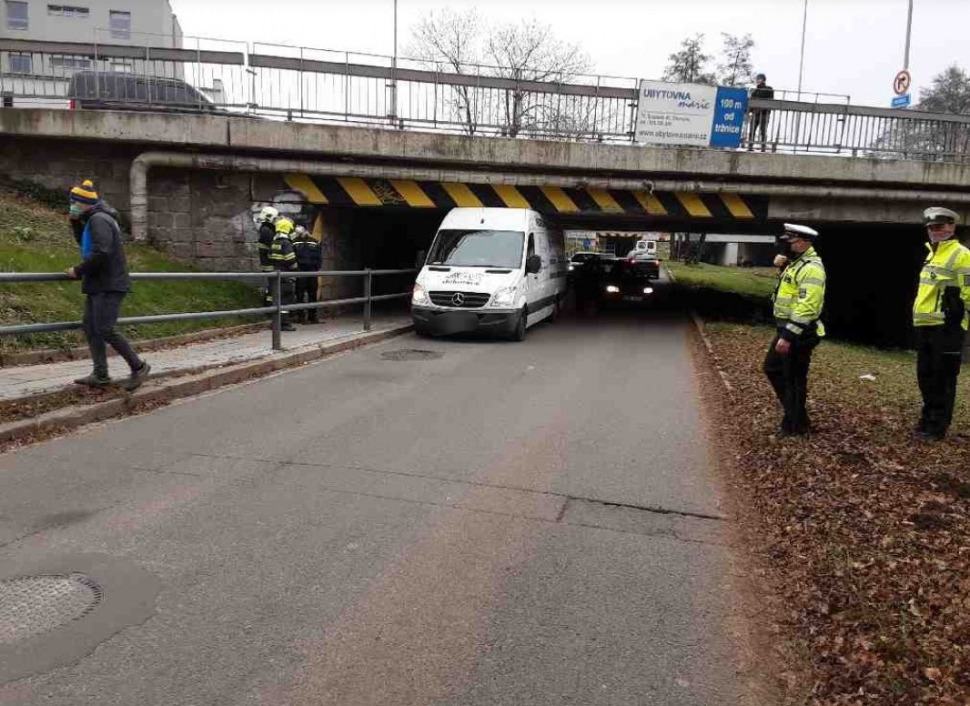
[317,205,947,350]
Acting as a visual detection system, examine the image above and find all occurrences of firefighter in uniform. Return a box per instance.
[254,206,279,308]
[764,223,827,436]
[912,206,970,441]
[292,225,323,324]
[269,216,299,331]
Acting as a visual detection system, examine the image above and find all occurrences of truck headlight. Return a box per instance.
[606,285,620,294]
[491,286,517,308]
[412,283,429,305]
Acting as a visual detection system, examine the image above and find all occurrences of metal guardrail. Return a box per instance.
[0,269,417,351]
[2,38,970,160]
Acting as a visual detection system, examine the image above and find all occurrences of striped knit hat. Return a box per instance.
[69,179,99,205]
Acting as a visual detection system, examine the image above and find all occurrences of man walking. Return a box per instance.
[748,73,774,152]
[292,225,323,324]
[65,180,151,391]
[764,224,826,436]
[912,207,970,441]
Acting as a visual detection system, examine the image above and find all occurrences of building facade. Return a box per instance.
[2,0,182,106]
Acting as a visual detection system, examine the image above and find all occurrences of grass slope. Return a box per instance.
[0,188,259,352]
[667,261,779,299]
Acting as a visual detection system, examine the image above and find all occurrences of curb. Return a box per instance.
[688,310,735,394]
[0,324,413,446]
[0,322,269,368]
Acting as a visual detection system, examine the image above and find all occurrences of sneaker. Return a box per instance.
[124,361,152,392]
[918,430,945,443]
[74,373,111,388]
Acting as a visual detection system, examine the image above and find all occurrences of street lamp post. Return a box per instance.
[796,0,808,101]
[390,0,399,125]
[903,0,914,70]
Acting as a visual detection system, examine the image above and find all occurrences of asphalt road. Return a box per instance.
[0,292,764,705]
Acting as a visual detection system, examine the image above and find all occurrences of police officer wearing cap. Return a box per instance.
[912,206,970,441]
[764,223,827,436]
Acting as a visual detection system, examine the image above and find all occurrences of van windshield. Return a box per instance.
[428,230,524,269]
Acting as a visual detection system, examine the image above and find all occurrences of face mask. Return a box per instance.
[69,203,83,218]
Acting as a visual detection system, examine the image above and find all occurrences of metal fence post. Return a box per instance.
[363,268,373,332]
[271,271,282,350]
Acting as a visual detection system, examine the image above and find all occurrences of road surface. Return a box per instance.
[0,298,764,705]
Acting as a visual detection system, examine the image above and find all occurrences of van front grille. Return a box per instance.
[429,291,491,308]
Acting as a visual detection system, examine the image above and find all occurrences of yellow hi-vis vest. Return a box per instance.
[772,246,826,340]
[913,239,970,330]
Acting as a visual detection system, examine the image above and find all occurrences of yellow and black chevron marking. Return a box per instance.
[284,175,767,221]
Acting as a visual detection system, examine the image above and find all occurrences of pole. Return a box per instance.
[390,0,398,124]
[271,272,282,350]
[363,269,373,332]
[903,0,914,70]
[797,0,808,100]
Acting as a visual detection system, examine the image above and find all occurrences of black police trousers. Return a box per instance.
[916,326,965,437]
[295,274,319,323]
[764,332,819,434]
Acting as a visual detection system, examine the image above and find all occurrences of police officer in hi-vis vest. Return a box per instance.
[912,207,970,441]
[764,223,827,437]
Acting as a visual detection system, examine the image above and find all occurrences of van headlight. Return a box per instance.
[605,285,620,294]
[491,286,517,308]
[412,283,429,305]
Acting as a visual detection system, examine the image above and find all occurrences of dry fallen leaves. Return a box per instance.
[698,323,970,705]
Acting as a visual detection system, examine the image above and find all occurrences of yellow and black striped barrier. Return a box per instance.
[284,175,766,222]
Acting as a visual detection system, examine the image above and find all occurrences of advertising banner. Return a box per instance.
[635,80,749,149]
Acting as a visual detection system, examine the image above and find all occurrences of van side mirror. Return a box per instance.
[526,254,542,274]
[415,250,427,270]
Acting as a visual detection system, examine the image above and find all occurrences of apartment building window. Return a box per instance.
[110,59,133,73]
[5,1,29,30]
[48,5,90,18]
[51,55,92,70]
[109,10,131,39]
[9,53,32,74]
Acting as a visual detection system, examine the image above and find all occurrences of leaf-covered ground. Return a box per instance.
[701,322,970,705]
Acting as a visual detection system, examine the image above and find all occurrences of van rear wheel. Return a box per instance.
[510,307,527,342]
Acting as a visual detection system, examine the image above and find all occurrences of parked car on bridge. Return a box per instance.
[67,71,217,113]
[412,208,567,341]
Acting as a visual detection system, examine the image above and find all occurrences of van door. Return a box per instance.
[524,231,541,316]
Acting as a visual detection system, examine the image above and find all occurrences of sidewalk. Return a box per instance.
[0,314,411,403]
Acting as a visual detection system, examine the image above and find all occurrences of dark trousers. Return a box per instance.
[917,326,965,437]
[763,333,819,433]
[83,292,142,379]
[748,111,769,151]
[295,275,319,323]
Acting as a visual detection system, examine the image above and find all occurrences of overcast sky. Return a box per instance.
[171,0,970,108]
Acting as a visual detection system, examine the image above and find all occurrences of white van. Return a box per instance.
[633,239,658,255]
[411,208,567,341]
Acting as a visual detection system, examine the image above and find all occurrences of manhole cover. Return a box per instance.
[0,574,102,645]
[381,349,443,361]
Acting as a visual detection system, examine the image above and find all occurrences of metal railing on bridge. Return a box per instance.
[0,269,417,351]
[2,37,970,162]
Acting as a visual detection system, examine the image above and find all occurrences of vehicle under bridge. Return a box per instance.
[258,172,936,348]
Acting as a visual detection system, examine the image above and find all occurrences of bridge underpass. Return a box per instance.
[271,173,930,348]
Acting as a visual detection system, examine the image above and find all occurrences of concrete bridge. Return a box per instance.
[2,108,967,345]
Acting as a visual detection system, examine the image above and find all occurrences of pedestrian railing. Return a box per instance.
[0,269,417,351]
[4,37,970,162]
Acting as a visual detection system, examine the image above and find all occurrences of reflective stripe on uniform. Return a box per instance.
[801,276,826,287]
[785,322,804,334]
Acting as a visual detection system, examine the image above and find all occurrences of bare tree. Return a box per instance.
[485,18,591,137]
[663,34,716,86]
[408,9,483,134]
[409,11,592,138]
[717,33,756,87]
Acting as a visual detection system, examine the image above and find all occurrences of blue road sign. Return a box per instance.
[710,87,749,148]
[892,94,911,109]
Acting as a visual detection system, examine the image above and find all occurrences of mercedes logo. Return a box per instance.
[451,292,465,306]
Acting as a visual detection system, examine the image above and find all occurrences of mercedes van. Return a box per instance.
[411,208,567,341]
